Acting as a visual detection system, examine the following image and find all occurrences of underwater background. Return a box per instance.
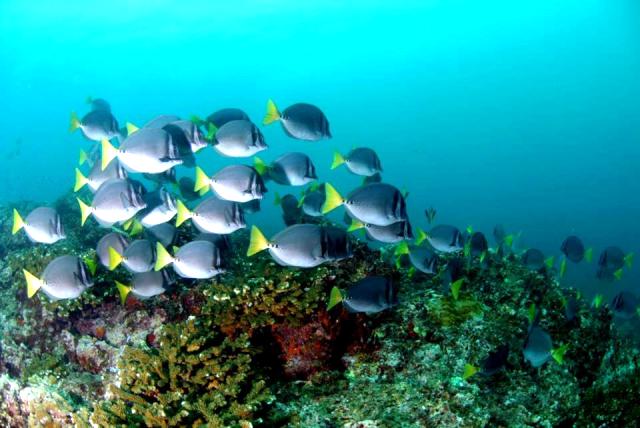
[1,1,640,426]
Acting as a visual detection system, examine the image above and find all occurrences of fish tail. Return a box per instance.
[175,199,193,227]
[263,99,281,125]
[115,281,131,306]
[254,156,268,176]
[77,198,92,226]
[347,219,365,232]
[23,269,43,298]
[78,149,89,166]
[321,183,343,214]
[613,268,623,280]
[108,247,124,271]
[273,192,282,206]
[394,241,410,256]
[592,293,603,308]
[206,123,218,141]
[584,247,593,263]
[624,252,634,268]
[415,227,428,246]
[559,258,567,278]
[190,114,203,126]
[194,167,210,193]
[83,255,98,276]
[544,256,555,269]
[451,278,464,300]
[327,286,343,310]
[155,242,174,271]
[247,225,269,256]
[129,219,144,237]
[551,344,568,364]
[100,139,118,171]
[463,363,479,380]
[331,151,345,170]
[12,209,24,235]
[125,122,139,136]
[74,168,89,192]
[69,111,81,132]
[296,195,306,208]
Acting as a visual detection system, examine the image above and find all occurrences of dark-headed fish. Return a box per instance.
[561,235,591,263]
[328,277,397,314]
[611,291,639,320]
[464,344,509,379]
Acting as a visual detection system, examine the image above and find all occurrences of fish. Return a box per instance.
[348,219,413,244]
[327,277,397,313]
[331,147,382,177]
[247,224,330,268]
[611,291,639,320]
[138,188,177,227]
[12,207,65,244]
[521,248,546,271]
[175,198,245,234]
[143,168,177,187]
[77,178,147,226]
[211,120,267,158]
[86,96,112,113]
[155,241,224,279]
[205,108,250,128]
[240,199,261,214]
[101,126,183,174]
[464,344,509,379]
[417,225,464,253]
[145,223,177,247]
[109,239,156,273]
[70,110,121,142]
[322,183,407,227]
[395,242,439,275]
[23,255,93,300]
[254,152,317,186]
[443,257,465,298]
[275,193,302,226]
[263,100,331,141]
[143,114,182,129]
[178,177,203,201]
[323,225,353,261]
[523,325,567,368]
[96,232,130,268]
[162,121,207,168]
[597,246,633,272]
[299,185,326,217]
[195,233,232,258]
[75,159,128,193]
[194,165,267,203]
[560,235,592,263]
[115,270,174,304]
[425,207,437,224]
[564,295,580,322]
[466,231,488,257]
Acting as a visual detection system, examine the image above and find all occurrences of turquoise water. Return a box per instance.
[1,0,639,302]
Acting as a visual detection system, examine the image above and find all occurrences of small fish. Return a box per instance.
[322,183,407,227]
[109,239,156,273]
[101,126,183,174]
[523,326,567,368]
[195,165,267,203]
[597,246,633,271]
[299,183,326,217]
[275,193,302,226]
[96,232,130,268]
[211,120,267,158]
[155,241,224,279]
[12,207,65,244]
[417,225,464,253]
[263,100,331,141]
[115,270,173,304]
[70,110,121,142]
[611,291,639,320]
[205,108,250,128]
[348,219,413,244]
[521,248,546,271]
[255,152,317,186]
[178,177,204,201]
[247,224,330,268]
[138,188,177,227]
[327,277,397,313]
[145,223,177,247]
[143,114,182,129]
[86,96,112,113]
[176,198,245,234]
[77,178,147,226]
[75,160,128,193]
[467,232,488,257]
[23,255,93,300]
[464,344,509,380]
[331,147,382,177]
[560,235,591,263]
[425,207,437,225]
[143,168,177,187]
[395,242,439,274]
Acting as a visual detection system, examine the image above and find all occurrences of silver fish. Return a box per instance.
[24,255,93,300]
[70,109,121,142]
[77,178,146,226]
[139,188,177,227]
[195,165,267,203]
[323,183,407,227]
[263,100,331,141]
[75,159,127,193]
[342,277,397,313]
[256,152,317,186]
[155,241,224,279]
[176,197,245,234]
[12,206,65,244]
[332,147,382,177]
[247,224,329,268]
[109,239,156,273]
[212,119,267,158]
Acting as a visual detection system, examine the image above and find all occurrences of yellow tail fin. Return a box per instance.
[108,247,124,271]
[451,278,464,300]
[74,168,89,192]
[24,269,43,298]
[331,151,345,170]
[78,149,88,166]
[551,344,568,364]
[194,167,210,192]
[69,111,81,132]
[247,225,270,256]
[129,219,144,237]
[263,99,281,125]
[347,219,365,232]
[415,228,428,245]
[463,363,479,380]
[12,209,24,235]
[394,241,410,256]
[327,286,343,310]
[206,123,218,141]
[101,139,118,171]
[115,281,131,305]
[321,183,344,214]
[584,248,593,263]
[254,156,268,176]
[175,200,193,227]
[77,198,92,226]
[155,242,174,271]
[559,258,567,278]
[126,122,139,136]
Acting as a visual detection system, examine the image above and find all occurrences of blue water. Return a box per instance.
[1,0,639,302]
